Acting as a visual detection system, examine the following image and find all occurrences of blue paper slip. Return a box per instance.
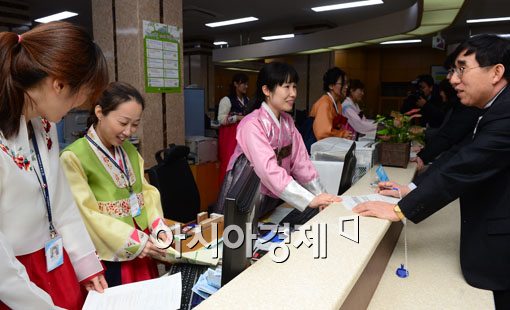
[376,165,389,182]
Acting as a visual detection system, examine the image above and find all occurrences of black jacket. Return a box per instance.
[400,85,510,291]
[417,102,483,164]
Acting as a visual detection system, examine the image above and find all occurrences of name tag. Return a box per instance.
[45,235,64,272]
[129,192,141,217]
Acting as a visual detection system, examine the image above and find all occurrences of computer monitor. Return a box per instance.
[338,142,357,195]
[312,141,357,195]
[221,155,261,286]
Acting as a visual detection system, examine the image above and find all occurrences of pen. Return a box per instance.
[381,186,400,191]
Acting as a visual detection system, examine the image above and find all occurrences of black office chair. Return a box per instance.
[146,144,200,223]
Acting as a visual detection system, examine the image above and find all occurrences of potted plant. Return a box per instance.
[375,109,424,167]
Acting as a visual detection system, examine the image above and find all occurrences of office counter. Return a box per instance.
[197,164,417,310]
[368,199,493,309]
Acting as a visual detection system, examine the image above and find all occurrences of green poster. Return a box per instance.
[143,20,182,93]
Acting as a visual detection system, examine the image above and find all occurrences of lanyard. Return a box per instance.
[326,92,340,114]
[85,134,133,193]
[31,129,56,237]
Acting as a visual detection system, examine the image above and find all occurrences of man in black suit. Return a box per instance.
[354,34,510,309]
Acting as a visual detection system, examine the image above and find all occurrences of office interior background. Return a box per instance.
[1,0,510,166]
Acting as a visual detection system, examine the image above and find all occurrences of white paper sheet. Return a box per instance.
[83,272,182,310]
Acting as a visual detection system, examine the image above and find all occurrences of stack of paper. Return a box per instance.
[191,268,221,299]
[83,273,181,310]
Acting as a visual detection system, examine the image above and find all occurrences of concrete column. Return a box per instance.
[91,0,184,167]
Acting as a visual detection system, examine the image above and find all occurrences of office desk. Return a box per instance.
[197,164,417,309]
[368,199,493,309]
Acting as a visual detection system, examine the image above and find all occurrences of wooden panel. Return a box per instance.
[379,97,405,116]
[189,161,221,212]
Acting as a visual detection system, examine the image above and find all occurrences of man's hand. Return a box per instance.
[410,156,425,170]
[376,181,411,198]
[353,201,400,221]
[416,97,427,107]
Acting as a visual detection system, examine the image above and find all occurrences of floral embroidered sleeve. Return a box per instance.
[60,150,148,261]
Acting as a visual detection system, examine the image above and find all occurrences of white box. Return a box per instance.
[185,136,218,164]
[352,141,378,184]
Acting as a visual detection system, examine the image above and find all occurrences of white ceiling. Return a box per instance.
[183,0,416,46]
[3,0,510,53]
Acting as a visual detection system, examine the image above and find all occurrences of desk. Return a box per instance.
[368,199,493,309]
[197,164,416,309]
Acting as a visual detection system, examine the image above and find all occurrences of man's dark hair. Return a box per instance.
[450,34,510,79]
[418,74,434,87]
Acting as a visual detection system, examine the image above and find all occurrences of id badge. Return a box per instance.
[129,192,141,217]
[45,235,64,272]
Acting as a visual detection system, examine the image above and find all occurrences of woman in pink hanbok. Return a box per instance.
[217,62,340,217]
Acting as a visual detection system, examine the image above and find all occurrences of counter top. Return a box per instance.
[368,199,493,309]
[197,164,417,309]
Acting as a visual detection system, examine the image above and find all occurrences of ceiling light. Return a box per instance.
[206,17,258,28]
[312,0,383,12]
[35,11,78,23]
[261,34,295,41]
[380,39,422,45]
[225,67,259,73]
[467,16,510,24]
[214,41,228,45]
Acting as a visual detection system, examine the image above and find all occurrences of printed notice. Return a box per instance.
[143,20,182,93]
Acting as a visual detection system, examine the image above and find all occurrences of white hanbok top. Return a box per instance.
[0,116,102,309]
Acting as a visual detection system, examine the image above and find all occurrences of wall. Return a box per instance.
[187,45,447,121]
[335,46,447,117]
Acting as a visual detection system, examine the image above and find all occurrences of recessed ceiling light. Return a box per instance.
[214,41,228,45]
[206,17,258,28]
[261,33,295,41]
[467,16,510,24]
[380,39,422,45]
[35,11,78,23]
[225,67,259,73]
[312,0,383,12]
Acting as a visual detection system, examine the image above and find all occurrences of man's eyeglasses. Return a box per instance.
[447,66,489,78]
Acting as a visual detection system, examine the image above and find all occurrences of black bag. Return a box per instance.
[146,144,200,223]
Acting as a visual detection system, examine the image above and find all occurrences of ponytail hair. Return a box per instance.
[247,62,299,113]
[0,21,108,139]
[87,82,145,128]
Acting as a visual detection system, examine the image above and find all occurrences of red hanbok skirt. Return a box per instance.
[218,123,239,186]
[0,247,84,310]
